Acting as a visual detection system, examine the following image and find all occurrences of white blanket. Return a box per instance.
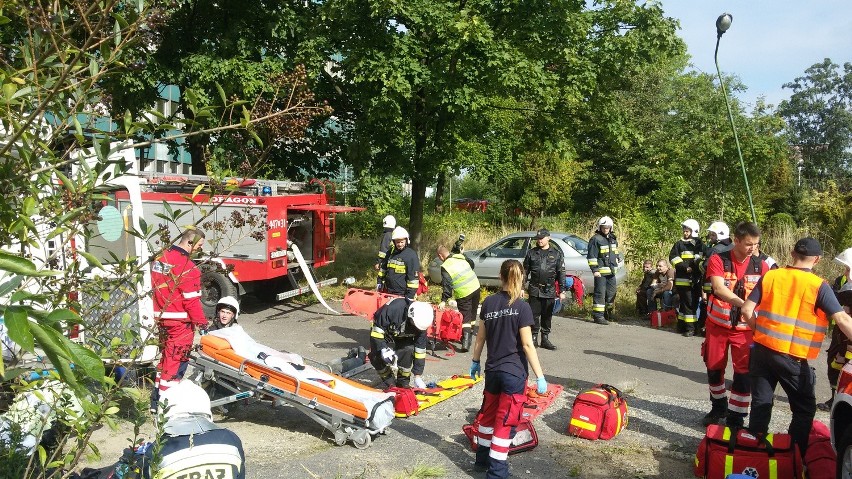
[207,326,395,430]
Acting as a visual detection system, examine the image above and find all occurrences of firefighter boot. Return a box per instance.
[701,399,728,427]
[460,330,473,353]
[540,334,557,351]
[817,388,835,412]
[725,411,745,430]
[593,314,609,325]
[532,332,539,348]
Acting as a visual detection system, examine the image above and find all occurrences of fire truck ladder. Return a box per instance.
[138,172,309,195]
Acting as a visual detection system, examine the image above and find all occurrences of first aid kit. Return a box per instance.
[567,384,628,440]
[462,418,538,454]
[693,424,803,479]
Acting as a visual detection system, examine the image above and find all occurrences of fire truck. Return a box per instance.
[79,147,361,364]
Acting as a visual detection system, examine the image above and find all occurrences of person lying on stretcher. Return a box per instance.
[369,299,433,389]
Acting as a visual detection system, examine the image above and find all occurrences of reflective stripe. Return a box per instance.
[155,311,189,319]
[592,304,605,312]
[370,331,384,339]
[588,259,599,266]
[680,252,695,259]
[182,290,202,299]
[753,322,824,351]
[760,310,825,334]
[710,302,730,317]
[478,425,494,434]
[724,455,733,476]
[442,255,480,298]
[674,278,691,287]
[491,436,512,447]
[378,251,387,258]
[600,245,610,253]
[490,449,508,461]
[769,458,777,479]
[414,352,426,359]
[598,267,612,275]
[671,257,683,265]
[570,418,597,431]
[407,280,420,288]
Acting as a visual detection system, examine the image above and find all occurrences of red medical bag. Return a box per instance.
[804,420,836,479]
[462,418,538,454]
[567,384,628,440]
[388,387,419,417]
[693,424,803,479]
[650,309,676,328]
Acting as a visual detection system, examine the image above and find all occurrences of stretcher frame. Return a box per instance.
[189,350,389,449]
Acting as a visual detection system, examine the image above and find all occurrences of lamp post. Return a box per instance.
[797,158,804,187]
[714,13,757,224]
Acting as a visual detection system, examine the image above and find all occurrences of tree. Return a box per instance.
[0,1,319,474]
[778,59,852,191]
[318,0,681,249]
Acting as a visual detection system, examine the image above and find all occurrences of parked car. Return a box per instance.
[427,231,626,293]
[832,361,852,476]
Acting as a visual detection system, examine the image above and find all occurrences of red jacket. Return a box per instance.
[152,245,207,327]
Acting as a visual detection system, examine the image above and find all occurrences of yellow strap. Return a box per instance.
[724,454,733,476]
[769,458,777,479]
[569,418,597,432]
[722,427,731,440]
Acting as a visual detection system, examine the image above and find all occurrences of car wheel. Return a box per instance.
[837,425,852,479]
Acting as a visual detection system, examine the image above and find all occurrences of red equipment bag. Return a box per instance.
[693,424,803,479]
[462,418,538,454]
[416,272,429,295]
[567,384,628,440]
[388,387,419,417]
[804,420,836,479]
[650,309,677,328]
[438,309,463,342]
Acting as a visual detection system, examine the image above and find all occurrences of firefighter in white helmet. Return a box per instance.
[587,216,621,325]
[670,219,703,336]
[378,226,421,300]
[698,221,734,335]
[374,215,397,270]
[210,296,240,331]
[369,299,432,389]
[818,246,852,411]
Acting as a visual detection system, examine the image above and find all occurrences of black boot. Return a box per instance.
[532,332,539,348]
[725,411,745,430]
[702,400,728,427]
[817,388,835,412]
[458,331,471,352]
[540,334,557,350]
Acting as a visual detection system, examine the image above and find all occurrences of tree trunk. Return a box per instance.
[434,171,445,213]
[188,134,208,175]
[409,177,427,253]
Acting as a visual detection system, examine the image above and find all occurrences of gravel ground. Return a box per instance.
[81,297,833,478]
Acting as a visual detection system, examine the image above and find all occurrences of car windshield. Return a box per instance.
[561,235,588,255]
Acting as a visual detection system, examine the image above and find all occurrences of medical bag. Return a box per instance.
[462,418,538,454]
[388,387,419,417]
[804,420,835,479]
[693,424,803,479]
[567,384,628,440]
[650,309,676,328]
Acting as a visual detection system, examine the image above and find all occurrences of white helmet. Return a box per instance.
[681,219,700,238]
[835,247,852,269]
[407,301,434,331]
[216,296,240,320]
[707,221,730,241]
[391,226,409,241]
[158,380,220,435]
[382,215,397,229]
[598,216,614,228]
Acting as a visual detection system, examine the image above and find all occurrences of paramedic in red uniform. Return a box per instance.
[701,222,769,429]
[469,259,546,478]
[741,237,852,458]
[150,228,208,410]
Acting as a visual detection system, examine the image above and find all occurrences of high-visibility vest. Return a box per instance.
[753,268,829,360]
[707,251,764,331]
[441,254,480,299]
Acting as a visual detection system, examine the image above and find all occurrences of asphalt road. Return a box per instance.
[86,295,834,478]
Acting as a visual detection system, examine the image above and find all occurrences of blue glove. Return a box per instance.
[536,376,548,394]
[376,281,383,291]
[469,360,481,380]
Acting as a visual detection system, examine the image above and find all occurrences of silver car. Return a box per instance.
[428,231,626,293]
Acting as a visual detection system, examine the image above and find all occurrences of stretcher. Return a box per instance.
[190,326,395,449]
[401,374,482,417]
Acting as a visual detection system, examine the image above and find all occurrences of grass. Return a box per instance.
[392,464,446,479]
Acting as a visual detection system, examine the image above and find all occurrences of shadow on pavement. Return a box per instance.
[583,349,708,385]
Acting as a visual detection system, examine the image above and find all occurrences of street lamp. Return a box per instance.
[714,13,757,224]
[797,158,804,187]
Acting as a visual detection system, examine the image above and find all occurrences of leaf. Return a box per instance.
[22,196,37,216]
[0,251,59,277]
[216,83,227,105]
[46,308,82,326]
[114,19,122,46]
[29,323,81,391]
[54,169,76,195]
[3,306,34,352]
[192,183,205,200]
[77,250,105,271]
[89,57,98,78]
[0,275,23,298]
[67,340,105,382]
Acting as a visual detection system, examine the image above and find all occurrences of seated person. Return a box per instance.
[647,259,674,312]
[635,260,654,315]
[209,296,239,331]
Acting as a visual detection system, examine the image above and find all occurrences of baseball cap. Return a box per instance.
[535,228,550,240]
[793,237,822,257]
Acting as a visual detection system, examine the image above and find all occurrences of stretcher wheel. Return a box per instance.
[352,434,371,449]
[334,436,347,447]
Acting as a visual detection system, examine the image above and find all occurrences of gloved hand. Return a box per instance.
[536,376,548,394]
[447,299,458,310]
[381,347,396,364]
[469,360,481,380]
[376,281,383,291]
[413,376,426,389]
[438,301,446,311]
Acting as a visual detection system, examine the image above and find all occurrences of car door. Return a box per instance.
[469,236,531,286]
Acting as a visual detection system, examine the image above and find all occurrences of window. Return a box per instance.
[486,237,528,259]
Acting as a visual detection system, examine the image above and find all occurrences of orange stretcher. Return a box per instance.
[191,332,395,449]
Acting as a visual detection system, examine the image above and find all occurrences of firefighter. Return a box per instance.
[742,237,852,458]
[374,215,396,270]
[209,296,239,331]
[522,228,566,349]
[144,380,245,478]
[469,259,546,478]
[378,226,421,300]
[436,244,481,352]
[670,219,704,337]
[587,217,622,325]
[698,221,734,335]
[817,246,852,411]
[701,222,770,429]
[150,228,208,411]
[368,299,432,389]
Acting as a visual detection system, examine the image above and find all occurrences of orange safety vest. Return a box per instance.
[753,268,829,360]
[707,251,764,331]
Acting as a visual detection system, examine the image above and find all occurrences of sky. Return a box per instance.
[659,1,852,110]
